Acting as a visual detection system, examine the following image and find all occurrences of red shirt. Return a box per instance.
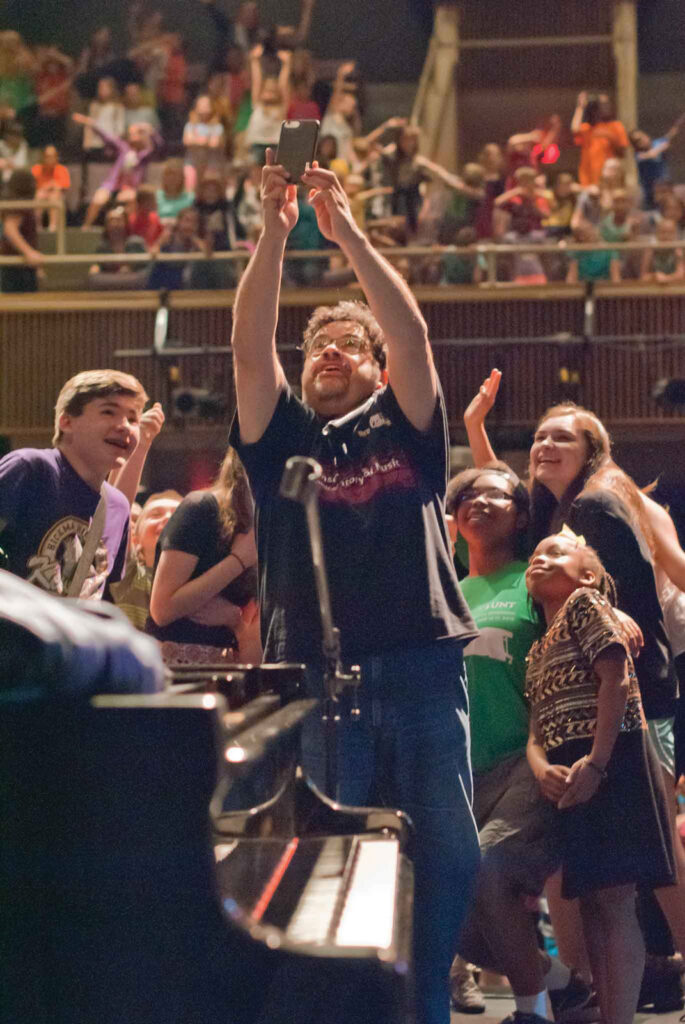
[35,70,70,116]
[286,99,321,121]
[159,51,187,106]
[128,210,163,247]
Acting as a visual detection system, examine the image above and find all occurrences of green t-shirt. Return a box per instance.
[461,561,542,775]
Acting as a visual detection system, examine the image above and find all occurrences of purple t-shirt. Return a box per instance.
[0,448,130,599]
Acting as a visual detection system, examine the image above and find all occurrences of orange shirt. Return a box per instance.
[574,120,629,186]
[32,163,70,190]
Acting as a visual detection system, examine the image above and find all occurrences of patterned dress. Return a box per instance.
[526,588,675,898]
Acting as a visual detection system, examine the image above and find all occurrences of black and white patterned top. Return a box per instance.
[525,587,644,751]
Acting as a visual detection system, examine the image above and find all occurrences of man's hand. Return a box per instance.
[464,368,501,431]
[302,164,358,246]
[72,112,93,126]
[139,402,165,448]
[535,762,571,803]
[557,757,603,809]
[261,149,299,239]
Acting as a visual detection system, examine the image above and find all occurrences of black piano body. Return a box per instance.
[2,667,414,1024]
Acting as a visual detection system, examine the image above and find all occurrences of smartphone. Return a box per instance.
[276,119,320,182]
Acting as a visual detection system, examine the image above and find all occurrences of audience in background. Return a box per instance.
[0,167,42,291]
[31,144,70,231]
[572,91,628,187]
[0,23,684,293]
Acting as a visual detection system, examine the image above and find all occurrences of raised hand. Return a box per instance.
[139,402,165,447]
[463,368,501,429]
[301,164,357,245]
[261,148,299,239]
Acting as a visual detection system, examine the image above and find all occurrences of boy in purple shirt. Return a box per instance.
[72,112,161,227]
[0,370,147,600]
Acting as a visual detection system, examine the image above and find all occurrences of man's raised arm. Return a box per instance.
[302,166,437,432]
[231,151,298,444]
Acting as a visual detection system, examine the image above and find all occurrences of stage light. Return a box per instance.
[171,387,227,419]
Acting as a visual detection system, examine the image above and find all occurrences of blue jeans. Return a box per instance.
[301,638,480,1024]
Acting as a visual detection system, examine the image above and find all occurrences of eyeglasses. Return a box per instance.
[302,333,372,358]
[455,487,516,506]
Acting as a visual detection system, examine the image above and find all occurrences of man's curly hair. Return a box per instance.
[301,300,386,370]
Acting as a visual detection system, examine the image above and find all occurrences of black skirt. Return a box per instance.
[548,729,676,899]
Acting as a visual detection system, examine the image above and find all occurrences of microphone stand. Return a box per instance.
[279,456,360,798]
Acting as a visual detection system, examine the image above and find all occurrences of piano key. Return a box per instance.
[285,836,349,944]
[335,837,400,950]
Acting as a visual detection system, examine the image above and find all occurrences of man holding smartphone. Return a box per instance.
[229,150,479,1024]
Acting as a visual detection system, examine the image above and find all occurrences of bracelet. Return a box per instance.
[584,757,608,780]
[231,552,246,573]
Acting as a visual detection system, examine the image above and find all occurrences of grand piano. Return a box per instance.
[2,663,415,1024]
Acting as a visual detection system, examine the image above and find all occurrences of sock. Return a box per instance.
[515,992,547,1016]
[544,955,572,991]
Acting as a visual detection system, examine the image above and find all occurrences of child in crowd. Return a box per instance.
[110,490,182,630]
[542,172,579,238]
[90,206,147,278]
[474,142,506,238]
[316,133,349,179]
[244,44,291,165]
[234,160,263,242]
[343,172,392,233]
[641,218,685,283]
[0,120,28,183]
[506,114,561,189]
[287,73,321,121]
[572,158,626,229]
[183,93,226,178]
[600,189,637,278]
[630,114,685,210]
[31,145,70,231]
[442,225,485,285]
[525,531,675,1024]
[126,184,163,247]
[566,220,621,283]
[84,77,125,156]
[494,166,550,237]
[148,207,210,291]
[32,46,73,148]
[572,91,629,187]
[0,167,43,293]
[121,81,160,134]
[72,112,161,227]
[156,157,195,226]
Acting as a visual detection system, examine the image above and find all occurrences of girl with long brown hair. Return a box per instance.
[147,447,260,665]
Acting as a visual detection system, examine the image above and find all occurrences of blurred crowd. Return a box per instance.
[1,3,685,291]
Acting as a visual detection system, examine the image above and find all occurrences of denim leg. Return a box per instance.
[375,643,480,1024]
[299,642,480,1024]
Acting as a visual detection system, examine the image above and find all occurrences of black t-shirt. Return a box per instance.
[146,490,257,647]
[567,490,677,718]
[230,383,478,665]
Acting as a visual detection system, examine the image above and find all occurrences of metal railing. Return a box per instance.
[1,235,684,288]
